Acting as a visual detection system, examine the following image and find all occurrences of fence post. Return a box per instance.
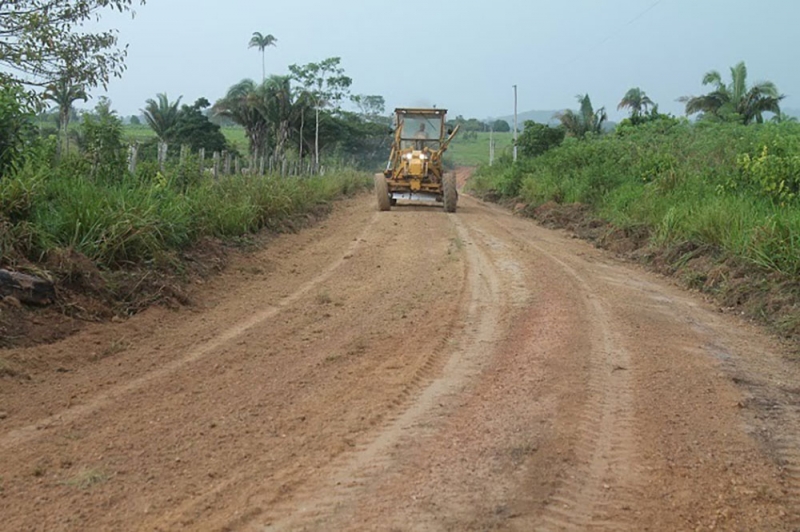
[259,155,265,176]
[158,141,168,172]
[128,143,139,175]
[213,151,220,180]
[224,151,231,175]
[234,156,241,176]
[199,148,205,175]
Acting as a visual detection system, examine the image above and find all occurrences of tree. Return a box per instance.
[0,85,35,177]
[213,79,270,157]
[142,93,182,141]
[771,112,798,124]
[618,88,654,124]
[129,115,141,125]
[43,77,89,157]
[492,119,511,133]
[289,57,352,169]
[168,98,227,153]
[0,1,144,92]
[79,97,125,180]
[351,94,386,123]
[556,94,607,138]
[517,121,565,157]
[679,61,784,125]
[248,32,277,84]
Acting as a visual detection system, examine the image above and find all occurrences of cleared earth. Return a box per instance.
[1,181,799,531]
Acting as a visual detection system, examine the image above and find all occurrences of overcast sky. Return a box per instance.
[94,0,799,121]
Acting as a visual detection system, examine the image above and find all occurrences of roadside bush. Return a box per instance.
[469,121,800,277]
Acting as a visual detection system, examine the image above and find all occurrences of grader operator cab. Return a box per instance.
[374,108,460,212]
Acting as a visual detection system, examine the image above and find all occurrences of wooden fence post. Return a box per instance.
[128,143,139,175]
[157,141,168,172]
[213,151,220,180]
[234,156,241,176]
[224,151,231,175]
[199,148,205,175]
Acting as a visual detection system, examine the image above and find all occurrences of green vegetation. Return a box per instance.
[471,120,800,280]
[0,7,375,285]
[1,143,369,270]
[555,94,608,138]
[0,1,142,91]
[680,61,784,125]
[248,32,278,83]
[447,132,514,166]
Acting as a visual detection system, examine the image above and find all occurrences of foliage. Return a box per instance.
[492,119,511,133]
[351,95,387,123]
[248,31,277,82]
[129,115,141,126]
[142,93,182,141]
[1,162,369,268]
[680,61,784,125]
[617,88,655,124]
[168,98,227,153]
[289,58,352,167]
[470,121,800,277]
[736,144,800,205]
[556,94,607,138]
[616,107,681,131]
[79,98,126,180]
[447,116,491,133]
[517,121,565,157]
[0,1,144,91]
[213,79,269,156]
[43,77,89,156]
[0,85,36,177]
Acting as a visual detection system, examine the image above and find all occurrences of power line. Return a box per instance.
[562,0,666,69]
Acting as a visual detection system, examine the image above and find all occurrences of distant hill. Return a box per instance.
[494,109,617,132]
[495,110,563,127]
[783,108,800,119]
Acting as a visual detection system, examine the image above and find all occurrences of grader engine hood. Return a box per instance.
[401,150,429,179]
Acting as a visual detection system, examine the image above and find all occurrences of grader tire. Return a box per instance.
[443,172,458,213]
[374,173,391,211]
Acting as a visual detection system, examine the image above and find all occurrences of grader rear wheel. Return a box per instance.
[443,172,458,213]
[374,173,391,211]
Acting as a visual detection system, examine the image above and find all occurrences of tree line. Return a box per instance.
[516,60,791,158]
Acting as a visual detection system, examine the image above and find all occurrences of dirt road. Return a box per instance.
[1,188,799,531]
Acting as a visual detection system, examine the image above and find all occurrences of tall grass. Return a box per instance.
[469,121,800,276]
[1,162,370,268]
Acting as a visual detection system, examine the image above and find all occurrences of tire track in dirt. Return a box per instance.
[691,325,800,528]
[0,214,378,453]
[469,197,640,531]
[256,213,511,530]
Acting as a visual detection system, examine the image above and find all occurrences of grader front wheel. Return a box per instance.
[374,173,391,211]
[443,172,458,213]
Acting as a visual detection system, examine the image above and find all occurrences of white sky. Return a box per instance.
[92,0,799,120]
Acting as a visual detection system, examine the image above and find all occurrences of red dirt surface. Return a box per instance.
[1,188,799,531]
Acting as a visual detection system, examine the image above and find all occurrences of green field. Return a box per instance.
[446,132,514,167]
[123,125,249,153]
[121,125,512,167]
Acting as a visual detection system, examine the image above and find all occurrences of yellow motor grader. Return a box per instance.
[374,108,460,212]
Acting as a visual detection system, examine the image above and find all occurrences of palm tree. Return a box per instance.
[261,75,296,160]
[43,77,89,157]
[213,79,270,158]
[679,61,784,125]
[556,94,607,138]
[618,87,654,123]
[141,93,182,141]
[248,32,278,83]
[771,112,798,124]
